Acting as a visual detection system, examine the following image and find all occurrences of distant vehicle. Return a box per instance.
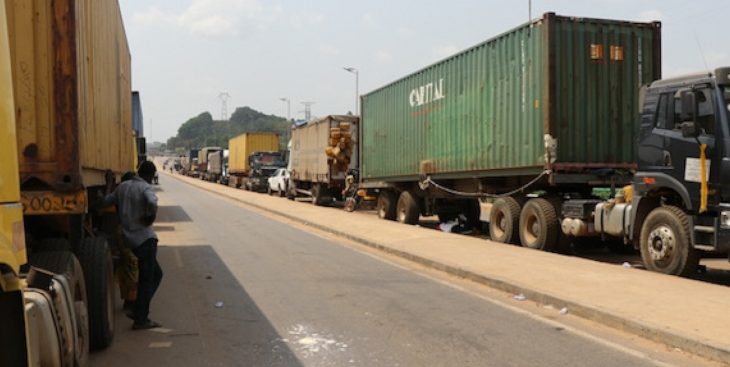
[268,168,289,196]
[227,132,282,190]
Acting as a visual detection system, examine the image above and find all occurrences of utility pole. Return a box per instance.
[343,67,359,116]
[301,101,316,121]
[279,97,291,120]
[218,92,230,120]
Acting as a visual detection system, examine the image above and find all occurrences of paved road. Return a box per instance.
[90,174,715,366]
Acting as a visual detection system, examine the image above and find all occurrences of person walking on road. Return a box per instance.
[101,161,163,330]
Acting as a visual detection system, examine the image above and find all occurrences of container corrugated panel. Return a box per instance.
[228,133,279,174]
[8,0,134,189]
[0,0,20,203]
[290,115,359,184]
[361,13,660,182]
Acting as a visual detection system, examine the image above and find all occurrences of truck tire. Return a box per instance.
[76,237,115,350]
[490,197,521,244]
[396,191,420,225]
[639,206,700,277]
[28,250,90,367]
[35,238,73,253]
[377,190,397,220]
[519,198,559,251]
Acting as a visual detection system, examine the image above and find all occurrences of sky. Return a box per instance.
[118,0,730,143]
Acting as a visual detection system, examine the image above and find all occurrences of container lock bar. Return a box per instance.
[420,170,551,198]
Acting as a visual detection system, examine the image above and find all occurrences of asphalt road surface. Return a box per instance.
[90,174,717,367]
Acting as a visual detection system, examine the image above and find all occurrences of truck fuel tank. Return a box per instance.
[594,202,632,237]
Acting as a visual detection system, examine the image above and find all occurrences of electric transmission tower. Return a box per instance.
[219,92,230,120]
[301,101,316,121]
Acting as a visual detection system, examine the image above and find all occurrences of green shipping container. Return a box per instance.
[361,13,661,183]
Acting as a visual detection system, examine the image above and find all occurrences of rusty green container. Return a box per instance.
[361,13,661,182]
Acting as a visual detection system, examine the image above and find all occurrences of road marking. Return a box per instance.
[173,247,184,268]
[149,342,173,348]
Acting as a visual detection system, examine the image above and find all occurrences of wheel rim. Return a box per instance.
[648,225,675,262]
[522,210,539,245]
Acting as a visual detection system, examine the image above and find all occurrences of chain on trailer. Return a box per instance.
[418,170,552,198]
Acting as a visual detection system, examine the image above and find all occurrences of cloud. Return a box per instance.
[132,0,266,37]
[638,9,666,22]
[362,13,379,29]
[319,44,340,56]
[432,45,460,60]
[289,11,325,28]
[375,50,393,63]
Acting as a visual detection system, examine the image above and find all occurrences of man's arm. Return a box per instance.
[141,186,158,226]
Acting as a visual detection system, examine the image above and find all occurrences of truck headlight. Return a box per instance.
[721,211,730,229]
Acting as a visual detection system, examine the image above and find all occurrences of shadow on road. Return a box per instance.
[90,244,304,367]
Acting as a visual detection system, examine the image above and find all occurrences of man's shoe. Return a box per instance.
[132,320,162,330]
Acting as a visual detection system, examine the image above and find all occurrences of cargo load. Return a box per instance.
[288,115,360,205]
[361,13,660,184]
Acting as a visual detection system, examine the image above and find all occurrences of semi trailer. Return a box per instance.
[356,13,730,276]
[196,146,222,180]
[3,0,136,357]
[288,115,360,205]
[1,3,91,364]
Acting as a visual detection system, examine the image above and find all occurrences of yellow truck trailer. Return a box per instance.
[5,0,136,351]
[228,132,281,189]
[1,2,90,365]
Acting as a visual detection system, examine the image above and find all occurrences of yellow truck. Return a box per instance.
[4,0,136,353]
[1,2,90,365]
[227,133,283,190]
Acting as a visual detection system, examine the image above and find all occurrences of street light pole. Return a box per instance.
[343,67,359,116]
[279,97,291,120]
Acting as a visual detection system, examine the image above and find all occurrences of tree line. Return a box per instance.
[166,106,290,151]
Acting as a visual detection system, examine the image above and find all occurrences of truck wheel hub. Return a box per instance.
[648,226,674,261]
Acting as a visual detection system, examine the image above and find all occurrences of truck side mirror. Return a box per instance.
[679,90,696,122]
[680,121,700,138]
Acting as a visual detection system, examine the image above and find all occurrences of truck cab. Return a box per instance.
[632,67,730,273]
[245,152,285,192]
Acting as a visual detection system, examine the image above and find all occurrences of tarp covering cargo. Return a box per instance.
[360,13,661,182]
[8,0,134,190]
[290,115,359,184]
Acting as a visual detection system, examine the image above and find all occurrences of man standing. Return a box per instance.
[101,161,163,329]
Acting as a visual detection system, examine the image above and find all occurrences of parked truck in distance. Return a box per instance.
[205,149,227,184]
[288,115,360,205]
[196,146,222,180]
[182,148,200,177]
[228,132,282,191]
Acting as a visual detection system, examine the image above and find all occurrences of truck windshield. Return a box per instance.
[256,155,284,166]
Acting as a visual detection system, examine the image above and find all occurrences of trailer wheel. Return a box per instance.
[28,250,89,366]
[639,206,699,277]
[519,198,559,251]
[396,191,420,225]
[35,238,73,253]
[377,190,397,220]
[76,237,115,350]
[490,197,521,244]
